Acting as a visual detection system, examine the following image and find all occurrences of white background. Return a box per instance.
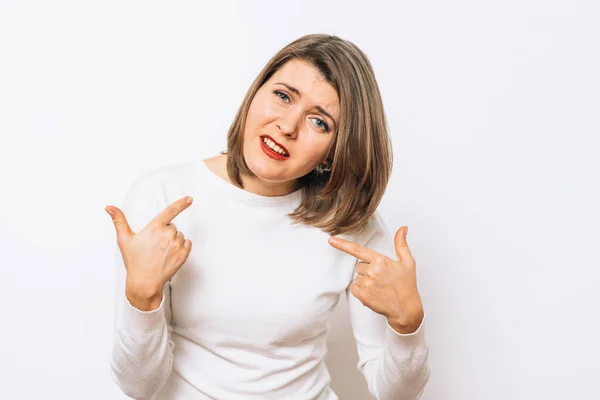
[1,1,598,399]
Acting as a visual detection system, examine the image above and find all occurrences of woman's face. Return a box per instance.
[242,59,340,193]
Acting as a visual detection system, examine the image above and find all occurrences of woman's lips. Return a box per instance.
[261,135,290,156]
[260,136,289,161]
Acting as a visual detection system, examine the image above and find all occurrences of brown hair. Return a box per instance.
[225,34,393,236]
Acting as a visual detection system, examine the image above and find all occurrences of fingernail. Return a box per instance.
[186,197,193,204]
[105,207,113,217]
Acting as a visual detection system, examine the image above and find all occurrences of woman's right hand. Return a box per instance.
[105,196,194,311]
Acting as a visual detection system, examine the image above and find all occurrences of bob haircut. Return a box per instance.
[225,34,392,237]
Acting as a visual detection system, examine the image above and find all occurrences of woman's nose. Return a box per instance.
[277,119,298,139]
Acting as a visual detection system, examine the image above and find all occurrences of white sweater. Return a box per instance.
[109,158,430,399]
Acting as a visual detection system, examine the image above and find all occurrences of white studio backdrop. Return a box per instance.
[1,1,598,399]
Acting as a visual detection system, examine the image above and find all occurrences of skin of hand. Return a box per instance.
[105,196,194,311]
[328,226,424,334]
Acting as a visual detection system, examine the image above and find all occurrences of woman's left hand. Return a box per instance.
[328,226,424,334]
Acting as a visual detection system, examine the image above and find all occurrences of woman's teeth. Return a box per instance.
[262,137,288,156]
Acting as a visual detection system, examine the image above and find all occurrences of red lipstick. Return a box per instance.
[260,135,290,161]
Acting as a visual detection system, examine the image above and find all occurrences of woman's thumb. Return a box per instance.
[105,206,133,241]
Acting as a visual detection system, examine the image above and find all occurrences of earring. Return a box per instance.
[316,160,332,174]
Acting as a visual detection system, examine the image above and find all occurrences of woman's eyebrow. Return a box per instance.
[313,105,337,128]
[275,82,337,127]
[276,82,301,96]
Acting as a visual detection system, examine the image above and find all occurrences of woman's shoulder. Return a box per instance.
[356,210,398,259]
[339,209,391,246]
[126,158,210,208]
[142,158,204,186]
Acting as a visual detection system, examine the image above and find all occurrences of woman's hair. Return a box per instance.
[225,34,393,236]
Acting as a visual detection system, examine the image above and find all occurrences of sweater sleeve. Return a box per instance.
[346,213,431,400]
[109,173,175,399]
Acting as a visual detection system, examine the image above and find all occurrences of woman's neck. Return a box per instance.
[204,153,300,197]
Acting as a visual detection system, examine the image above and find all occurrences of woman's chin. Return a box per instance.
[245,158,277,178]
[246,160,298,185]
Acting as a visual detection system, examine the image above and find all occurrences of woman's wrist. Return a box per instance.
[126,290,163,311]
[125,281,163,311]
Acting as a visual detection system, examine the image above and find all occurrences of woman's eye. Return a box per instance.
[311,118,329,132]
[274,90,290,103]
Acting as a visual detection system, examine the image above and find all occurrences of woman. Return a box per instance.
[106,34,430,399]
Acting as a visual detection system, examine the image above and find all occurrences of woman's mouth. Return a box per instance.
[260,136,289,160]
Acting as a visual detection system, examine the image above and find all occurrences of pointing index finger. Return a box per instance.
[328,237,375,263]
[154,196,193,225]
